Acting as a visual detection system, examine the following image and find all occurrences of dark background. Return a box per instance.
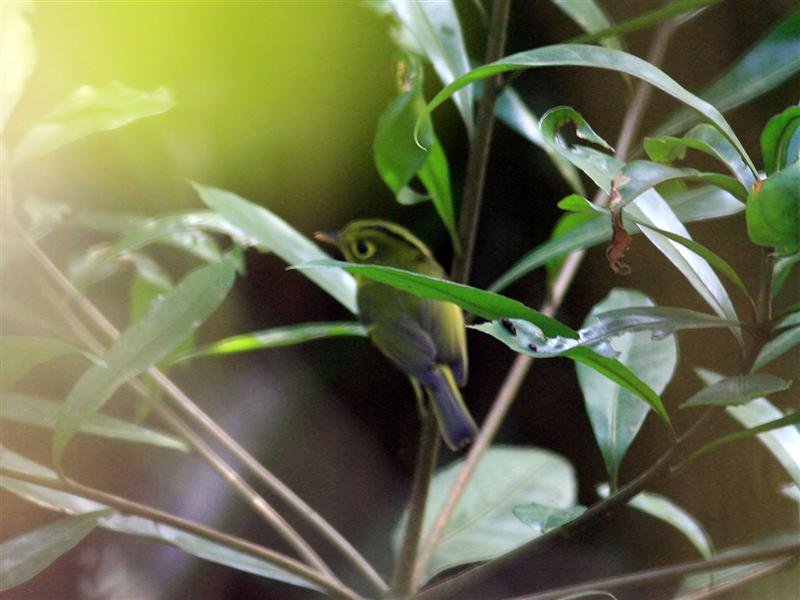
[3,1,798,598]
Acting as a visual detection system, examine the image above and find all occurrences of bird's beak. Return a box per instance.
[314,230,340,247]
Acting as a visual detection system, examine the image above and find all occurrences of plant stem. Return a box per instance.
[16,222,388,594]
[511,542,799,600]
[392,0,512,595]
[0,466,362,600]
[390,413,440,596]
[757,247,774,326]
[414,409,717,599]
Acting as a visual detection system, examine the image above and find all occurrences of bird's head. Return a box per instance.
[314,220,433,268]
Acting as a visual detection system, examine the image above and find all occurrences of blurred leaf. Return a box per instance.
[776,311,800,330]
[746,162,800,253]
[568,0,723,45]
[644,123,756,189]
[174,322,368,362]
[193,182,357,314]
[372,0,473,134]
[655,8,800,137]
[613,161,747,208]
[586,306,741,339]
[773,252,800,297]
[783,484,800,503]
[553,0,624,50]
[512,503,586,533]
[597,484,713,559]
[0,510,109,592]
[1,394,187,451]
[558,194,598,213]
[419,44,755,172]
[1,1,35,132]
[0,447,322,591]
[53,254,237,465]
[545,209,599,284]
[752,326,800,372]
[697,369,800,486]
[490,185,743,293]
[12,81,174,165]
[299,260,671,426]
[395,446,578,584]
[760,106,800,175]
[682,373,792,408]
[495,89,585,194]
[634,222,752,305]
[578,290,677,490]
[0,336,89,391]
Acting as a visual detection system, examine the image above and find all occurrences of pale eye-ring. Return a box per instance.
[352,239,376,259]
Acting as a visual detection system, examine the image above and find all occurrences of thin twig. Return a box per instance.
[391,413,440,596]
[413,18,685,592]
[511,543,799,600]
[16,221,388,593]
[0,466,362,600]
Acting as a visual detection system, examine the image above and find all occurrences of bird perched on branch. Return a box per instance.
[315,220,477,450]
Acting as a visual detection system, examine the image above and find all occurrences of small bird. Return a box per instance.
[315,220,477,450]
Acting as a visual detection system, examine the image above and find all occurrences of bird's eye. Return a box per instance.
[352,239,376,259]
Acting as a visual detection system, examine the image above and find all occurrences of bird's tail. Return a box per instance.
[424,365,478,450]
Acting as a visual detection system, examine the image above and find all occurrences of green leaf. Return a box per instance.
[372,0,473,134]
[633,222,752,305]
[0,447,322,592]
[558,194,598,213]
[0,336,90,391]
[394,446,578,584]
[193,182,357,314]
[761,106,800,175]
[597,484,713,559]
[418,138,460,254]
[1,1,35,133]
[776,311,800,330]
[545,209,599,284]
[53,254,237,465]
[298,260,671,426]
[12,81,174,165]
[553,0,624,51]
[1,394,187,451]
[644,123,756,188]
[752,326,800,372]
[697,369,800,486]
[773,252,800,297]
[490,185,743,293]
[746,162,800,253]
[174,321,367,362]
[0,510,110,592]
[512,503,586,533]
[418,44,755,172]
[578,290,677,490]
[495,89,585,194]
[682,373,792,408]
[655,8,800,137]
[567,0,723,45]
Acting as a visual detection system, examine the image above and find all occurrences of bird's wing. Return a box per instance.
[417,297,468,386]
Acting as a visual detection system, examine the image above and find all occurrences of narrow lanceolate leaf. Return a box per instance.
[1,337,90,391]
[776,311,800,330]
[193,182,357,314]
[746,162,800,253]
[697,369,800,486]
[53,255,237,465]
[553,0,624,51]
[643,123,757,189]
[489,185,744,293]
[297,260,671,425]
[393,446,578,584]
[371,0,473,134]
[597,484,713,559]
[682,373,792,408]
[578,290,677,490]
[174,322,367,362]
[760,106,800,175]
[0,447,322,592]
[512,503,586,533]
[0,510,110,592]
[1,1,35,132]
[773,253,800,298]
[417,44,755,172]
[752,326,800,372]
[655,8,800,137]
[1,394,188,451]
[12,81,174,165]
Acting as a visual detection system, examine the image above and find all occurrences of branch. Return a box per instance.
[0,466,362,600]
